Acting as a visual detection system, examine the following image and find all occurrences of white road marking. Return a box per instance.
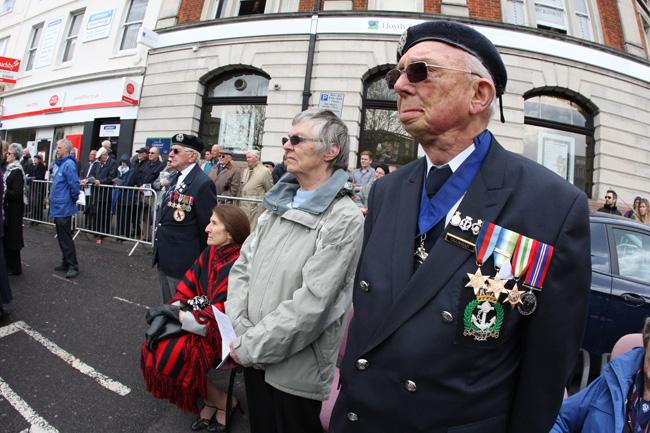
[0,376,59,433]
[0,321,131,396]
[50,274,77,285]
[113,296,150,309]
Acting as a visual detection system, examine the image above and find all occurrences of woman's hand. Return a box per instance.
[229,342,242,364]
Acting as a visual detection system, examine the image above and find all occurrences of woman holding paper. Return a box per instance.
[141,204,249,432]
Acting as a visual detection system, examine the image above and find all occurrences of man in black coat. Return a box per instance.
[153,133,217,303]
[91,147,117,243]
[134,146,164,240]
[331,21,591,433]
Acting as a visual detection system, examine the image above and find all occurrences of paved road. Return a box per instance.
[0,224,250,433]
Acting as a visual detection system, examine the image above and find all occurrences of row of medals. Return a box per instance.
[167,187,192,222]
[450,211,538,318]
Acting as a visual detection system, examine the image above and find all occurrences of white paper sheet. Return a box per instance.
[76,193,86,206]
[212,306,237,368]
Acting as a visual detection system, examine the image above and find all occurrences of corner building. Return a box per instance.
[136,0,650,203]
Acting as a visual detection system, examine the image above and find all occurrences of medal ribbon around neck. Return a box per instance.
[511,235,538,280]
[475,222,502,266]
[417,130,492,236]
[493,228,519,270]
[523,242,554,289]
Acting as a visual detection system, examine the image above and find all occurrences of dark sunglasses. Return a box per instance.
[283,135,320,146]
[170,147,185,155]
[385,62,478,89]
[148,152,156,155]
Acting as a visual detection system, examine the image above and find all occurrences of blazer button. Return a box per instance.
[347,412,359,422]
[404,380,417,392]
[355,359,369,370]
[441,311,454,323]
[359,280,370,292]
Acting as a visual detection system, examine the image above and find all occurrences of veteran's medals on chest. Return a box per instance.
[166,184,195,223]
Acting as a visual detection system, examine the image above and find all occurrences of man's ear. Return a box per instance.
[324,143,341,163]
[469,78,495,115]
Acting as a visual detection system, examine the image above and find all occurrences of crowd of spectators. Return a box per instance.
[598,189,650,225]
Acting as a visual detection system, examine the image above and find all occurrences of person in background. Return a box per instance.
[201,149,214,173]
[20,148,35,178]
[81,149,98,182]
[50,139,80,279]
[226,108,364,433]
[135,146,165,241]
[208,150,240,200]
[240,149,273,230]
[633,198,650,225]
[598,189,622,215]
[271,150,287,184]
[204,145,220,174]
[131,147,149,170]
[3,143,25,276]
[0,155,11,322]
[112,154,138,239]
[262,161,275,172]
[551,317,650,433]
[351,150,375,192]
[30,155,47,222]
[624,196,642,219]
[92,147,118,244]
[354,163,389,215]
[142,204,250,432]
[152,159,177,209]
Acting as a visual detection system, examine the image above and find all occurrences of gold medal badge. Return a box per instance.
[173,209,186,222]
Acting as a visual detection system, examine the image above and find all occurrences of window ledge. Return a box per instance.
[52,63,73,71]
[108,49,138,60]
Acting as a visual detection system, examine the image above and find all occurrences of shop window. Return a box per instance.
[120,0,148,50]
[503,0,595,41]
[200,69,270,153]
[62,10,85,63]
[368,0,420,11]
[359,69,417,167]
[0,37,8,56]
[523,93,595,196]
[25,23,43,71]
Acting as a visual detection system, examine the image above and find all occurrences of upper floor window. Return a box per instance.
[238,0,266,15]
[368,0,421,12]
[0,37,8,56]
[504,0,595,41]
[0,0,15,15]
[62,10,85,63]
[639,0,650,56]
[25,23,43,71]
[120,0,148,50]
[523,93,595,196]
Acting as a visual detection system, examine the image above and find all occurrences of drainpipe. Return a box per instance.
[301,1,321,110]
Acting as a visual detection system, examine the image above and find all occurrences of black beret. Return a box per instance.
[136,147,148,153]
[397,20,507,97]
[171,133,204,153]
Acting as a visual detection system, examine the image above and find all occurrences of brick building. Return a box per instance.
[133,0,650,203]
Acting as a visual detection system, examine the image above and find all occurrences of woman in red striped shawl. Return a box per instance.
[141,204,250,431]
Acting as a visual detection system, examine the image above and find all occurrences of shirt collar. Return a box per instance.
[177,163,196,183]
[425,143,476,174]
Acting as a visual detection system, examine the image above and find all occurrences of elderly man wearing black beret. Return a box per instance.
[153,133,217,302]
[331,20,591,433]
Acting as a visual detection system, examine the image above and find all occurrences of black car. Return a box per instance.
[582,212,650,372]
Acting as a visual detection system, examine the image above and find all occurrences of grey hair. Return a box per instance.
[246,149,260,160]
[291,108,349,170]
[188,149,201,162]
[101,140,111,149]
[8,143,23,161]
[57,138,73,152]
[465,53,496,119]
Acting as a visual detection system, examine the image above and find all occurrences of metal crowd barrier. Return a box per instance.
[24,180,158,256]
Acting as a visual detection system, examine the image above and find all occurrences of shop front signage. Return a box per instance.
[121,78,140,105]
[146,137,171,156]
[0,56,21,84]
[84,9,114,42]
[100,124,120,137]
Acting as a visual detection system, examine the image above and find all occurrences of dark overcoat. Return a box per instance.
[331,138,591,433]
[153,164,217,279]
[3,169,24,251]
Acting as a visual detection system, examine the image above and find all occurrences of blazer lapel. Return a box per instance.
[363,141,514,354]
[390,158,425,300]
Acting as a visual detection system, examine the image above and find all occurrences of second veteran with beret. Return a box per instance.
[330,20,591,433]
[153,133,218,303]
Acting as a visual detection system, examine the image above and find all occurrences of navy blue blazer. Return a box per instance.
[331,138,591,433]
[153,164,217,279]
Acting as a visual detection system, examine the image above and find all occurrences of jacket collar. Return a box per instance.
[263,169,350,217]
[56,155,75,166]
[604,347,644,430]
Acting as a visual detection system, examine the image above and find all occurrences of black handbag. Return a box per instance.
[145,314,184,352]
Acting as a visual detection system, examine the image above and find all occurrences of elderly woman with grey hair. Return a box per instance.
[226,108,364,433]
[3,143,25,275]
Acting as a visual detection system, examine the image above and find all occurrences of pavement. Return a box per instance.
[0,224,250,433]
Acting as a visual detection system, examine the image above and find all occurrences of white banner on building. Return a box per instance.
[84,9,115,42]
[100,124,120,137]
[35,17,64,69]
[319,92,345,117]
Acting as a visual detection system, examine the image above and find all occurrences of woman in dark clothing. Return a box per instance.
[29,155,47,221]
[0,144,13,320]
[142,205,250,432]
[3,143,25,275]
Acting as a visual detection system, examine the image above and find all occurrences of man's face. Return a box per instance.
[284,121,330,178]
[22,149,29,158]
[138,150,147,161]
[246,153,257,168]
[56,144,67,158]
[148,149,159,161]
[211,145,220,159]
[360,154,372,169]
[168,145,194,171]
[394,41,475,143]
[219,154,231,165]
[99,152,108,162]
[89,150,96,162]
[605,192,616,206]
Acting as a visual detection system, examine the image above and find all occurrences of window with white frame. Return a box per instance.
[0,37,8,56]
[62,10,85,63]
[0,0,15,14]
[25,23,43,71]
[639,0,650,55]
[120,0,148,50]
[368,0,420,12]
[504,0,595,41]
[238,0,266,15]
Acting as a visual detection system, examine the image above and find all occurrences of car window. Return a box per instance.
[612,228,650,283]
[590,222,610,273]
